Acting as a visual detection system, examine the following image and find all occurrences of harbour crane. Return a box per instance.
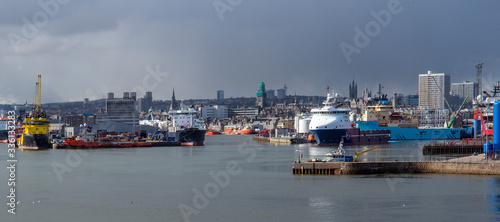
[430,75,465,128]
[32,74,43,116]
[447,95,469,128]
[354,146,380,162]
[430,76,452,113]
[476,63,483,98]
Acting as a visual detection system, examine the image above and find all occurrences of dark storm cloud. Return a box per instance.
[1,0,500,104]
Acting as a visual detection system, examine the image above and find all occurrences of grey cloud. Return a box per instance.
[1,0,500,103]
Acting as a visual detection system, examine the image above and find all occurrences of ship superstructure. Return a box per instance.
[473,81,500,137]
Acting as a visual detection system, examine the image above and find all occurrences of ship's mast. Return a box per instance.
[492,81,500,97]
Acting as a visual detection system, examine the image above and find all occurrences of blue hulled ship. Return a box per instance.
[353,121,460,140]
[353,94,461,140]
[309,89,390,146]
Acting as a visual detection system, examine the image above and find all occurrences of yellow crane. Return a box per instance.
[18,74,50,150]
[33,74,42,115]
[354,146,380,162]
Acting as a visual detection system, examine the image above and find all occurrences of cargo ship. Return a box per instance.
[63,126,151,148]
[177,127,206,146]
[353,95,461,140]
[168,107,206,146]
[309,88,390,146]
[354,121,461,140]
[17,75,50,150]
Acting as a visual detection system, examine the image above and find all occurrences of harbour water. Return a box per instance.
[1,136,500,221]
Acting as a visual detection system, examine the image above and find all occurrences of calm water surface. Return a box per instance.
[1,136,499,221]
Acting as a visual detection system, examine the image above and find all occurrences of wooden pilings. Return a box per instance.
[292,162,342,175]
[422,144,483,155]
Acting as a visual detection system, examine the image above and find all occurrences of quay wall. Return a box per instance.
[292,161,500,175]
[269,137,292,144]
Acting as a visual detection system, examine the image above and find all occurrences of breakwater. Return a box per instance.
[292,160,500,175]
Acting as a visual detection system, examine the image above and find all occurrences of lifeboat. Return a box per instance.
[205,131,221,135]
[238,129,256,134]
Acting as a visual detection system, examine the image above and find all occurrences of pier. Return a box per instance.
[422,139,486,155]
[253,136,309,144]
[292,154,500,175]
[422,144,483,155]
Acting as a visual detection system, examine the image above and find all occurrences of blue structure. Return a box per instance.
[461,127,473,138]
[354,121,461,140]
[474,119,481,138]
[485,101,500,157]
[494,102,500,150]
[484,142,493,154]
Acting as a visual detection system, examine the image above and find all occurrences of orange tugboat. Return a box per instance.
[222,128,234,135]
[238,128,256,135]
[205,130,221,135]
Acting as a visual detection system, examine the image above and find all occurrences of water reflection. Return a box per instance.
[308,197,335,216]
[176,146,206,157]
[489,177,500,214]
[298,140,429,161]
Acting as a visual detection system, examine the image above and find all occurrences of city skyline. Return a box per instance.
[1,0,499,104]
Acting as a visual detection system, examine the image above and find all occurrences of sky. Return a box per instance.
[1,0,500,104]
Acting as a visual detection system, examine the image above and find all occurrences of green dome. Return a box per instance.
[256,81,267,97]
[258,81,266,90]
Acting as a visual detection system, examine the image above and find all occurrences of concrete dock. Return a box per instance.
[253,136,308,144]
[292,154,500,175]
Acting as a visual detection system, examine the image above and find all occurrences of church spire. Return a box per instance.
[170,88,178,110]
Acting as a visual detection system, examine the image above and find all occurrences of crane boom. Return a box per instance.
[430,76,452,113]
[355,146,380,162]
[447,94,469,128]
[33,75,42,114]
